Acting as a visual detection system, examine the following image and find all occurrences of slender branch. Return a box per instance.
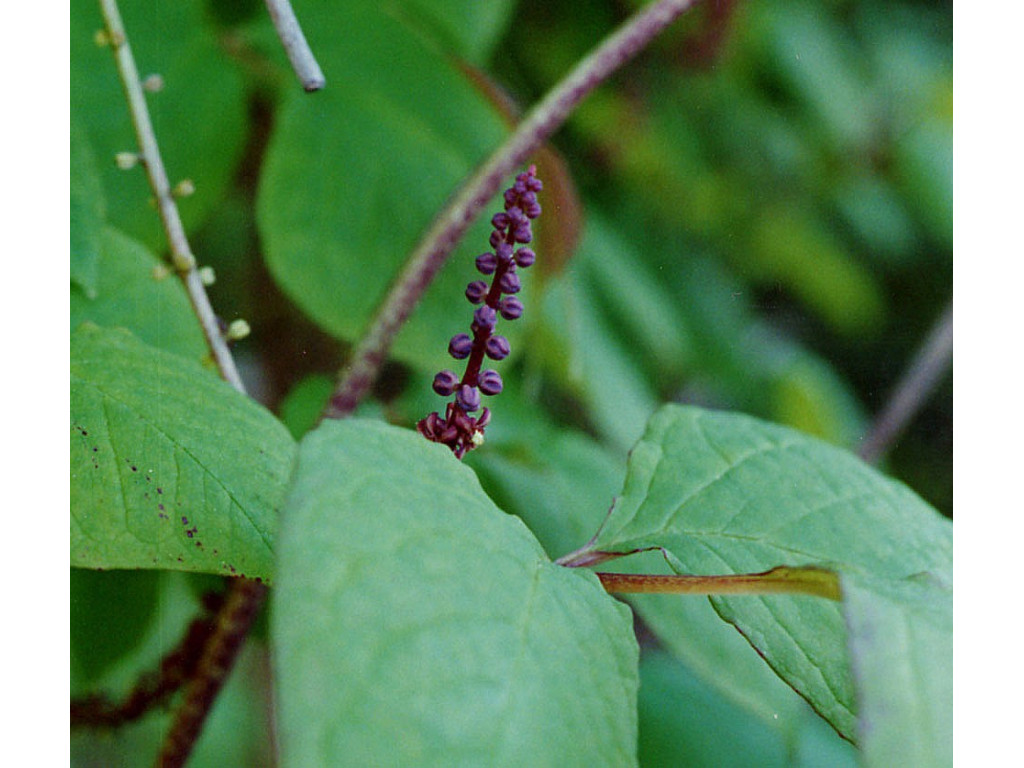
[97,3,268,764]
[264,0,326,92]
[98,0,245,393]
[858,301,953,465]
[323,0,701,418]
[597,566,842,601]
[154,579,267,768]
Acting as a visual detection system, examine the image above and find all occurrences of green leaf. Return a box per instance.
[575,404,952,743]
[71,0,248,248]
[71,120,106,298]
[273,418,638,766]
[257,2,516,370]
[390,0,515,65]
[71,568,159,685]
[71,225,207,360]
[637,649,858,768]
[70,325,295,579]
[842,572,952,767]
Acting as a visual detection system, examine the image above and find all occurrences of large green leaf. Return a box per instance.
[70,0,248,248]
[70,325,295,579]
[841,572,952,767]
[272,418,638,766]
[571,404,952,747]
[257,1,519,370]
[70,225,206,360]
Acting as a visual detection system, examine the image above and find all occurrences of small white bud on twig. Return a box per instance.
[173,179,196,198]
[115,151,140,170]
[198,266,216,286]
[142,74,164,93]
[225,319,251,342]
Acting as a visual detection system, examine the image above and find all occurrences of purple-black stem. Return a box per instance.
[323,0,700,420]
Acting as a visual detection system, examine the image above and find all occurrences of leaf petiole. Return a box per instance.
[596,566,841,601]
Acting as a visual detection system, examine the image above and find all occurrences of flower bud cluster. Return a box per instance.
[417,165,543,458]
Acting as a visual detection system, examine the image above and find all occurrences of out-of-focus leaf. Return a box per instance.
[70,226,206,360]
[832,173,919,267]
[276,373,335,440]
[747,0,876,153]
[71,120,106,298]
[70,568,159,685]
[892,119,953,245]
[70,0,248,247]
[576,214,694,386]
[273,418,638,766]
[747,203,886,336]
[392,0,515,65]
[71,325,295,579]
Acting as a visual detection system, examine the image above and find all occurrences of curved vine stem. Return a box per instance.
[97,2,267,766]
[323,0,701,419]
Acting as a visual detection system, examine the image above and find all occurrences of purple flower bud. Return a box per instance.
[475,252,497,275]
[448,333,473,359]
[491,212,510,230]
[489,230,504,249]
[485,335,510,360]
[456,384,481,412]
[498,296,523,320]
[495,242,514,265]
[503,188,518,206]
[512,224,532,243]
[465,280,488,304]
[499,271,521,294]
[478,369,503,396]
[525,175,543,192]
[514,248,535,268]
[523,200,542,219]
[432,370,459,396]
[473,305,497,331]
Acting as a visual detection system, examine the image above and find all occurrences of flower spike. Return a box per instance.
[417,165,542,458]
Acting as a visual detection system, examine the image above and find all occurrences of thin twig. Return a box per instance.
[323,0,701,419]
[99,0,245,393]
[97,3,268,765]
[858,301,953,465]
[264,0,326,92]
